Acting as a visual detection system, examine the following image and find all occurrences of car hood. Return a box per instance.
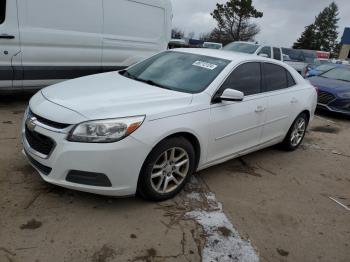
[41,72,193,121]
[309,76,350,94]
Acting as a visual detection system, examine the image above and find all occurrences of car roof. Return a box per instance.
[171,48,270,63]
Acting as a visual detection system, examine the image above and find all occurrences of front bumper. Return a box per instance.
[317,99,350,116]
[22,112,150,196]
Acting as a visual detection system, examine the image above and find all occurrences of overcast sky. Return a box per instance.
[171,0,350,47]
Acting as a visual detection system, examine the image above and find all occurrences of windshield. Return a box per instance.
[223,42,260,54]
[121,51,230,93]
[321,67,350,82]
[316,64,336,72]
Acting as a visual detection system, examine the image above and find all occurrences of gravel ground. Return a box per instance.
[0,95,349,262]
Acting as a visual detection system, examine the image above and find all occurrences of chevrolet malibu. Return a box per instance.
[22,49,317,201]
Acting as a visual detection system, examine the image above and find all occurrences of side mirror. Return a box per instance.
[220,89,244,102]
[283,54,291,61]
[258,53,269,58]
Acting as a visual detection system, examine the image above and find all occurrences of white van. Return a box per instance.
[0,0,172,93]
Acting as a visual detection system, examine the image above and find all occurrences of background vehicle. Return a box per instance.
[282,48,317,74]
[316,51,331,60]
[309,66,350,116]
[23,49,317,200]
[168,39,188,49]
[223,41,283,61]
[306,62,338,77]
[203,42,223,49]
[0,0,172,93]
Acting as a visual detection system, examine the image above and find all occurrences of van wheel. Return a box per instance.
[137,137,196,201]
[281,113,308,151]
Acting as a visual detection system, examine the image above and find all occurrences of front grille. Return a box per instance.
[29,109,70,129]
[25,126,55,156]
[318,91,336,105]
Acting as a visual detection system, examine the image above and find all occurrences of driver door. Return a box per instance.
[207,62,268,163]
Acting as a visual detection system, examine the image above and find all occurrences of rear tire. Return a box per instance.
[280,113,308,151]
[137,137,196,201]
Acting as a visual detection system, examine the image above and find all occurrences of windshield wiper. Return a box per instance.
[120,70,172,90]
[135,78,172,90]
[119,70,137,80]
[335,78,350,82]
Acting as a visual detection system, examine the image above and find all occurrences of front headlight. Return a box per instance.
[68,116,145,143]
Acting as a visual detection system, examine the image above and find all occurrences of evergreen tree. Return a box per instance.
[293,24,317,50]
[293,2,339,53]
[314,2,339,52]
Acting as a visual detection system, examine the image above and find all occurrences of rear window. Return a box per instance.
[263,63,288,91]
[282,48,304,62]
[282,48,316,63]
[223,42,260,54]
[287,71,296,87]
[0,0,5,24]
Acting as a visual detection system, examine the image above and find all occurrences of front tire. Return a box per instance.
[281,113,308,151]
[137,137,196,201]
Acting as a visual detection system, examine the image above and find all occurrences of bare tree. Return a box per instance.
[210,0,263,44]
[171,28,185,39]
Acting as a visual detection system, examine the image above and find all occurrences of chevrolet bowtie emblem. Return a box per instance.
[26,117,37,132]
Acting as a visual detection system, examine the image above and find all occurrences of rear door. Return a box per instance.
[260,63,299,144]
[17,0,103,90]
[0,0,21,90]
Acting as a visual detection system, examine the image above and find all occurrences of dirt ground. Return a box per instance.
[0,95,349,262]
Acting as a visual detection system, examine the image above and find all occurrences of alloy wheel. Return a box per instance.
[150,147,190,194]
[290,117,306,147]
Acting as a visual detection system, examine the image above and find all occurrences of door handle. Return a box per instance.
[255,105,265,113]
[0,34,15,39]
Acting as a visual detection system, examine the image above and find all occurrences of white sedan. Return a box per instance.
[22,49,317,201]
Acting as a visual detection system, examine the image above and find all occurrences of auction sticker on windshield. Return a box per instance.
[192,61,218,70]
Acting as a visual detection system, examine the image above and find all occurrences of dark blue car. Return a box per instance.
[309,66,350,116]
[306,63,338,77]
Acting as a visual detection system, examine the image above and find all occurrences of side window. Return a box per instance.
[220,62,262,96]
[0,0,5,24]
[273,47,281,61]
[258,46,271,58]
[287,71,296,87]
[263,63,288,92]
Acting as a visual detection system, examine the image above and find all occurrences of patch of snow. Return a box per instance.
[186,193,259,262]
[187,192,202,202]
